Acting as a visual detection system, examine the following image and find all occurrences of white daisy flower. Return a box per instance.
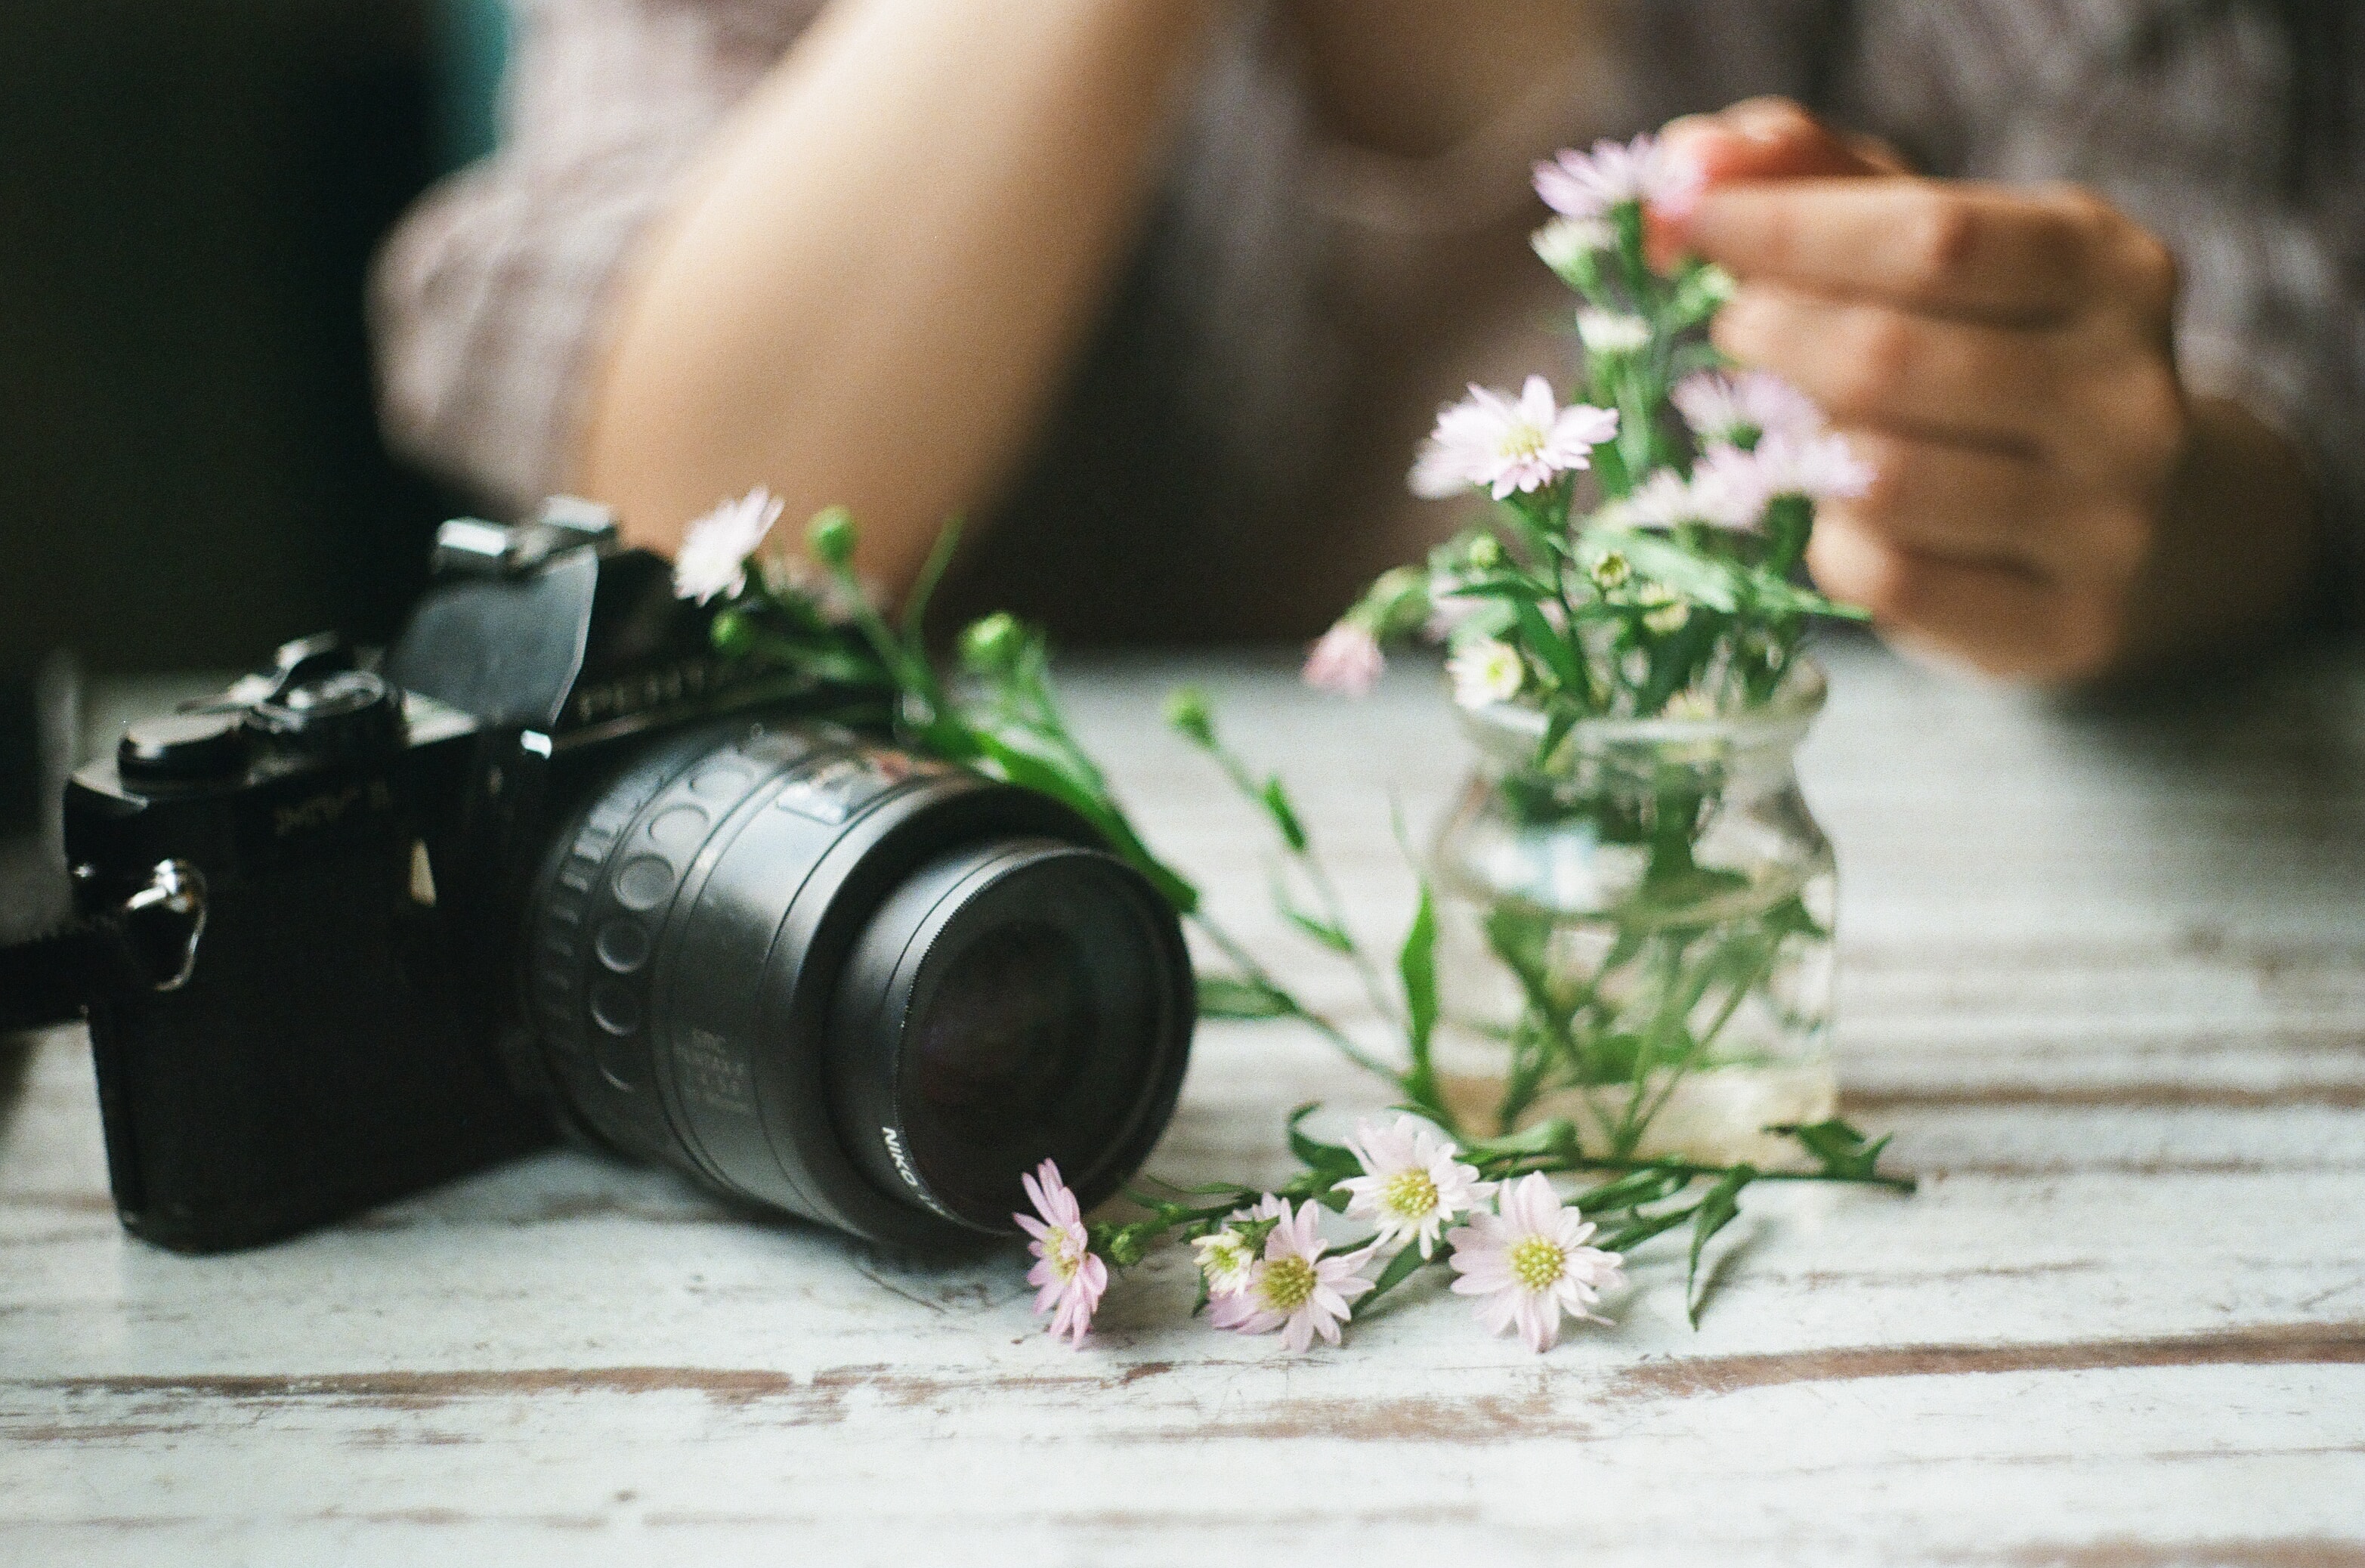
[1303,620,1385,696]
[1016,1159,1108,1349]
[1192,1228,1260,1299]
[1445,639,1526,711]
[1338,1115,1495,1258]
[1600,460,1764,534]
[672,486,784,605]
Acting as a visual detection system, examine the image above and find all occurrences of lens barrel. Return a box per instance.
[521,720,1192,1248]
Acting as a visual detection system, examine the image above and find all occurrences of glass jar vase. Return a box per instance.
[1426,663,1836,1166]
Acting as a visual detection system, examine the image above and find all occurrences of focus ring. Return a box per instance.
[526,722,850,1180]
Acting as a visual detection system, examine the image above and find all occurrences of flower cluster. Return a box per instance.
[1013,1117,1629,1356]
[1301,133,1870,721]
[671,132,1916,1371]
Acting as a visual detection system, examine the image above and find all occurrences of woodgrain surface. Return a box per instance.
[5,640,2363,1566]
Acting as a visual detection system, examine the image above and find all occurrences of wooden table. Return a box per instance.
[5,641,2363,1566]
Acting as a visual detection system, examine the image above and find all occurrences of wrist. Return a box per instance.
[2115,394,2320,675]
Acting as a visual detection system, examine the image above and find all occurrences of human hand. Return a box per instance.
[1657,99,2213,682]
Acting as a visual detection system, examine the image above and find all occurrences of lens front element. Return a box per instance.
[910,923,1094,1146]
[828,842,1190,1232]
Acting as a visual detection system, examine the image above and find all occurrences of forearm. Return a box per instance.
[2118,396,2320,674]
[580,0,1218,591]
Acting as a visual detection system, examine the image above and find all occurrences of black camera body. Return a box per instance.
[63,647,535,1253]
[53,503,1194,1255]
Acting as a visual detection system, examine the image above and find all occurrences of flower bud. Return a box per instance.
[1363,564,1433,640]
[1531,215,1612,291]
[1589,550,1631,592]
[710,608,754,657]
[1163,687,1214,747]
[1576,309,1651,357]
[805,505,858,568]
[958,611,1024,674]
[1466,534,1504,572]
[1101,1223,1152,1269]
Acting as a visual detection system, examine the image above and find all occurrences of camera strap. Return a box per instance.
[0,922,97,1034]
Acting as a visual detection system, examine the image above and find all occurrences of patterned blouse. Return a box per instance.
[371,0,2363,636]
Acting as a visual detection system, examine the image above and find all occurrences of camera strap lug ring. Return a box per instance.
[119,858,209,993]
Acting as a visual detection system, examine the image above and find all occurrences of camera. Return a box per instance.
[28,501,1194,1254]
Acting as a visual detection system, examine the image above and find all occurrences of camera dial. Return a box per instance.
[117,711,248,784]
[243,670,404,762]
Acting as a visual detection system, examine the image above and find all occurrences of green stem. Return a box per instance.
[1192,912,1398,1084]
[1628,926,1783,1141]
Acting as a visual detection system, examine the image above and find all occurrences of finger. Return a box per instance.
[1826,430,2151,587]
[1841,131,1912,177]
[1807,515,2120,681]
[1661,97,1890,185]
[1649,99,1887,269]
[1827,429,2061,571]
[1686,179,2098,323]
[1714,284,2058,451]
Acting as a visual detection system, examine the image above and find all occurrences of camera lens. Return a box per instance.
[521,721,1192,1248]
[826,841,1182,1229]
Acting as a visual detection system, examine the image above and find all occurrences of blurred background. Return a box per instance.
[0,0,511,678]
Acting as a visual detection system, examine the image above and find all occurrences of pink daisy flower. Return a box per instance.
[1754,431,1875,503]
[1303,620,1384,696]
[1533,134,1705,222]
[1604,459,1764,533]
[1207,1199,1374,1353]
[1409,376,1620,502]
[1016,1159,1108,1348]
[1445,1173,1626,1353]
[1672,371,1826,451]
[672,487,784,605]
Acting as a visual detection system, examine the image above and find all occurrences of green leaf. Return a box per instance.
[1538,705,1581,772]
[1353,1242,1438,1316]
[1464,1117,1581,1164]
[1738,563,1872,622]
[1286,1103,1360,1178]
[1260,778,1309,854]
[1269,871,1355,954]
[1685,1164,1754,1327]
[1196,975,1296,1019]
[1767,1119,1895,1182]
[1399,883,1439,1068]
[1590,431,1633,499]
[969,730,1198,914]
[1511,598,1585,694]
[1598,1204,1694,1254]
[1281,906,1356,955]
[1572,1163,1692,1216]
